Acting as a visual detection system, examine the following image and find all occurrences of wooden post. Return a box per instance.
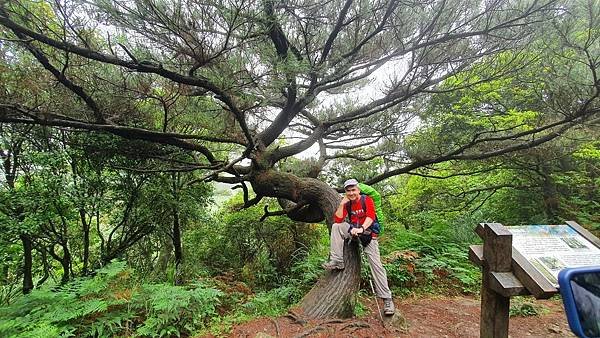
[480,223,512,338]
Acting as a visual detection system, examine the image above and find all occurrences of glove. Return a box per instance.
[359,229,372,247]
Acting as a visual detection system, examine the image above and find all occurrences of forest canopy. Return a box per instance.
[0,0,597,190]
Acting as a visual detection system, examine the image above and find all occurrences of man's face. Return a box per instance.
[345,185,360,201]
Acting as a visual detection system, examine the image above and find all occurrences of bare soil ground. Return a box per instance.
[223,295,575,338]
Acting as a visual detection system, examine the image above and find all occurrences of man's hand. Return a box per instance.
[340,196,350,205]
[350,227,364,236]
[335,195,351,220]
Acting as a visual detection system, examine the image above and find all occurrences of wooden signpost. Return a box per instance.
[469,221,600,338]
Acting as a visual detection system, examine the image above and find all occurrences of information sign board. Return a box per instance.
[508,224,600,287]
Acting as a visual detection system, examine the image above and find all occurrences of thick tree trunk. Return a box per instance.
[19,234,33,294]
[299,240,362,317]
[251,170,362,318]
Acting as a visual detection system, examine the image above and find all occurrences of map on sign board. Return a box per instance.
[508,224,600,287]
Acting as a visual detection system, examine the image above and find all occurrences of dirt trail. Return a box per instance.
[226,295,575,337]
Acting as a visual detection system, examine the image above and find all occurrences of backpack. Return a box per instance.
[345,183,384,234]
[358,183,384,230]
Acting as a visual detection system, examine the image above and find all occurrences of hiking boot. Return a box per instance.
[321,260,344,270]
[383,298,395,315]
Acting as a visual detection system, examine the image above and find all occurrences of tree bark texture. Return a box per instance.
[299,240,362,318]
[539,165,559,221]
[251,170,338,225]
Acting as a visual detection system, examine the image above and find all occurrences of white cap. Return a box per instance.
[343,178,359,189]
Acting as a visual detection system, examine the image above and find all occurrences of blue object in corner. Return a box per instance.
[559,266,600,338]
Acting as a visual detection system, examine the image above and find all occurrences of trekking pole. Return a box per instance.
[358,241,385,325]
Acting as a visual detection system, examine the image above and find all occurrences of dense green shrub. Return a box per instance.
[381,221,481,294]
[509,296,549,317]
[198,241,329,336]
[554,142,600,230]
[185,193,322,289]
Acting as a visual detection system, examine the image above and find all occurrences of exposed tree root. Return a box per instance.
[320,319,345,325]
[290,319,371,337]
[341,321,370,331]
[285,310,307,325]
[269,318,280,337]
[293,325,328,338]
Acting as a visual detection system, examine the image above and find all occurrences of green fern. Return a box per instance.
[136,283,222,337]
[0,261,222,337]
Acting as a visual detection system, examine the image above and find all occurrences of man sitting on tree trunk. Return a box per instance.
[322,178,395,315]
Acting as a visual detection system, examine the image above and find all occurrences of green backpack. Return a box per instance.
[357,183,385,234]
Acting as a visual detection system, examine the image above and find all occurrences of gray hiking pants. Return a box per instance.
[330,222,393,299]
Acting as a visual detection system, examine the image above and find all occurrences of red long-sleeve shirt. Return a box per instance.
[334,195,376,225]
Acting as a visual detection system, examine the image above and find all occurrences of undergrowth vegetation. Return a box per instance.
[381,220,481,296]
[509,296,550,317]
[0,242,327,337]
[0,219,483,337]
[0,262,223,337]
